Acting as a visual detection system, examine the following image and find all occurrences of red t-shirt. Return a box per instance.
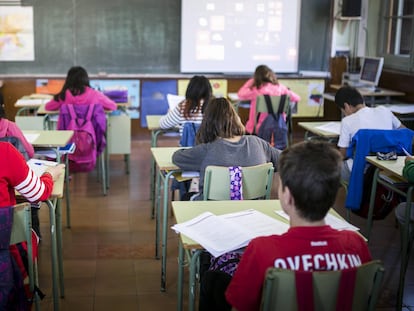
[225,226,371,311]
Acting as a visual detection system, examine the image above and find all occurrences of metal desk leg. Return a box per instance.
[177,241,185,311]
[161,170,175,291]
[45,199,60,311]
[64,154,71,228]
[366,168,380,241]
[155,168,161,259]
[397,187,413,310]
[189,250,202,311]
[55,198,65,298]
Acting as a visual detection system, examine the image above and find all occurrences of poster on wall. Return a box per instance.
[0,6,34,61]
[279,79,325,118]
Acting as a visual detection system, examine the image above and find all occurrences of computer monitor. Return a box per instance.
[359,57,384,87]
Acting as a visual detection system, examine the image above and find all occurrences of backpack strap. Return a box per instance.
[86,104,96,121]
[263,94,287,121]
[67,104,77,120]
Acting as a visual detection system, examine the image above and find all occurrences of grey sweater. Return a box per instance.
[172,135,281,199]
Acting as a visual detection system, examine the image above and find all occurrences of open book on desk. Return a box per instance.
[27,158,58,176]
[171,209,289,257]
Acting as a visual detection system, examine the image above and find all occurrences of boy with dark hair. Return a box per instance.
[334,86,404,180]
[225,141,372,311]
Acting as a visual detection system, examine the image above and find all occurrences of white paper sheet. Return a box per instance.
[167,94,185,110]
[23,133,40,143]
[315,122,341,135]
[275,210,359,231]
[27,159,58,176]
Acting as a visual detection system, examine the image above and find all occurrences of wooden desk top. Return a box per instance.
[298,121,340,138]
[14,95,53,108]
[172,200,346,248]
[150,147,182,171]
[366,156,407,181]
[330,84,405,97]
[23,130,73,148]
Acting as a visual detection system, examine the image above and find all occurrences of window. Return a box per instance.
[379,0,414,72]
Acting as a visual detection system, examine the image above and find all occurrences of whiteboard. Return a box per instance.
[181,0,301,73]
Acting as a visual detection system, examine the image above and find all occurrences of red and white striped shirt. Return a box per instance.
[0,142,54,207]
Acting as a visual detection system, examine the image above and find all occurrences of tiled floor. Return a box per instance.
[35,134,414,310]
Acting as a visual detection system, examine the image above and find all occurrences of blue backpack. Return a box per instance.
[179,122,201,147]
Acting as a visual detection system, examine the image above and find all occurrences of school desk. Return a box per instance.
[146,115,180,204]
[172,200,355,311]
[297,121,340,142]
[365,156,412,310]
[14,94,53,116]
[17,164,66,311]
[150,146,184,291]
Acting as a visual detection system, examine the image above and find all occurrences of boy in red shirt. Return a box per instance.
[225,141,371,311]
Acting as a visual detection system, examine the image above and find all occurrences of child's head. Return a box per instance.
[183,75,212,117]
[335,86,364,110]
[56,66,90,100]
[277,141,342,221]
[196,97,245,144]
[253,65,278,88]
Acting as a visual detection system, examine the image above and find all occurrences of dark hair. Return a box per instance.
[196,97,245,144]
[54,66,90,101]
[252,65,278,89]
[277,141,342,221]
[0,104,5,119]
[334,86,364,109]
[181,75,212,119]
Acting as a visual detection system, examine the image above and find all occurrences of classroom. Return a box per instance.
[1,0,414,310]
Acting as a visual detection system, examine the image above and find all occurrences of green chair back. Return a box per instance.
[203,162,274,200]
[261,260,384,311]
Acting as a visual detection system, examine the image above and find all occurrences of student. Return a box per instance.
[158,75,212,132]
[225,141,372,311]
[0,103,34,158]
[335,86,404,181]
[395,156,414,227]
[172,97,281,200]
[45,66,117,111]
[237,64,300,134]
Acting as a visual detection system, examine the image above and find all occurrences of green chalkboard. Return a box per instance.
[0,0,330,75]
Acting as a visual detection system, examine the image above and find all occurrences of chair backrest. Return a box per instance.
[261,260,385,311]
[179,122,200,147]
[203,162,274,200]
[15,116,46,130]
[345,128,414,210]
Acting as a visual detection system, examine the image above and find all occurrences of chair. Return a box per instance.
[255,94,292,147]
[345,128,414,211]
[203,162,274,200]
[58,103,108,195]
[10,203,41,311]
[15,116,46,130]
[261,260,385,311]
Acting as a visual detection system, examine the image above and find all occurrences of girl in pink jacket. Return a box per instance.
[45,66,117,111]
[237,65,301,134]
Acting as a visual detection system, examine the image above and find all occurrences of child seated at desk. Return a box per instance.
[172,97,281,201]
[225,141,372,311]
[45,66,117,111]
[158,75,212,135]
[237,64,300,135]
[335,86,405,181]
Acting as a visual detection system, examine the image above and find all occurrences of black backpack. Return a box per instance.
[257,95,288,149]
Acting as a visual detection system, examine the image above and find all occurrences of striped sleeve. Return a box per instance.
[15,169,54,202]
[159,105,184,129]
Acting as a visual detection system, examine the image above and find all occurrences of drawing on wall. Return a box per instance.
[280,79,325,118]
[0,6,34,61]
[90,80,140,119]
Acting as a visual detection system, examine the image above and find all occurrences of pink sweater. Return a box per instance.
[237,78,301,134]
[45,87,117,111]
[0,119,35,158]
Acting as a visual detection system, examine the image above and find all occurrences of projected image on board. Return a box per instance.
[181,0,300,73]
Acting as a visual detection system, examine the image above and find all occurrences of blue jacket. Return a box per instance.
[345,128,414,210]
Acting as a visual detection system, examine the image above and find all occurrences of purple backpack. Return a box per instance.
[66,104,97,172]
